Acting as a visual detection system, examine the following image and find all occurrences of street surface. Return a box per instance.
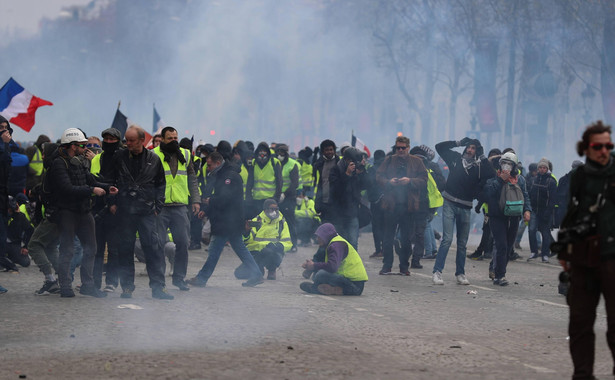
[1,232,613,379]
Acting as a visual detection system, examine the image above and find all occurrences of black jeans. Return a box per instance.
[93,211,119,289]
[489,216,520,280]
[371,201,385,254]
[57,210,97,290]
[117,211,166,290]
[476,217,494,255]
[567,261,615,379]
[313,269,364,295]
[409,211,428,263]
[382,207,411,271]
[279,198,297,247]
[7,242,30,267]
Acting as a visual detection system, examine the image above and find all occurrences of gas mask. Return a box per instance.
[266,209,279,220]
[277,154,285,161]
[501,162,513,172]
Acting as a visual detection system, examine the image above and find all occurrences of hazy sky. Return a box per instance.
[1,0,91,37]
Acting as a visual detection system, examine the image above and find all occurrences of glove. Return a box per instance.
[458,137,472,146]
[475,203,482,214]
[279,193,285,203]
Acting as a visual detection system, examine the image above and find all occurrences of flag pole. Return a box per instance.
[117,100,121,110]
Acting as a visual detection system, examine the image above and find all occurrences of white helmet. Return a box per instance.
[500,151,518,165]
[60,128,87,145]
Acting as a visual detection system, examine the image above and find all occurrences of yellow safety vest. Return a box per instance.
[427,170,443,208]
[240,164,248,200]
[326,235,368,282]
[252,157,279,200]
[244,211,292,252]
[299,161,313,189]
[29,147,44,176]
[294,198,319,221]
[154,146,191,205]
[90,153,102,175]
[281,157,301,192]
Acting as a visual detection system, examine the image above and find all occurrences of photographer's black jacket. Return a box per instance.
[110,148,166,215]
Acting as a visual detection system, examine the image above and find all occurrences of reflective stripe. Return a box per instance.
[154,146,190,204]
[29,147,44,176]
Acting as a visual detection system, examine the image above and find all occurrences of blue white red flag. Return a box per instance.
[153,104,165,134]
[0,77,52,132]
[351,133,371,157]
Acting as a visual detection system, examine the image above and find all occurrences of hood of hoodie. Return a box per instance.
[314,223,338,245]
[35,135,51,150]
[255,142,271,158]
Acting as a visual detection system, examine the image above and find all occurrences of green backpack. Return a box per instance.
[499,182,524,216]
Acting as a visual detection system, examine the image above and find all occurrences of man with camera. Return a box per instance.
[109,126,173,300]
[329,146,368,249]
[557,121,615,379]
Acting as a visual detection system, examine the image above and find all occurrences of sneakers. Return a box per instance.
[410,261,423,269]
[467,251,482,260]
[290,246,298,253]
[186,276,207,287]
[527,253,539,261]
[60,288,75,298]
[423,252,437,260]
[456,274,470,285]
[242,277,264,287]
[542,255,549,263]
[103,285,116,293]
[432,271,444,285]
[0,285,7,294]
[317,284,344,295]
[493,277,509,286]
[188,243,202,250]
[172,279,190,291]
[369,251,383,258]
[152,287,174,300]
[120,289,133,299]
[35,280,60,296]
[514,242,522,250]
[79,285,108,298]
[509,251,522,261]
[267,269,276,280]
[379,267,393,275]
[399,269,411,276]
[300,281,318,294]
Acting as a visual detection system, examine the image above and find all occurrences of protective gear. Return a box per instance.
[154,146,191,204]
[277,155,285,162]
[102,141,120,153]
[500,163,513,172]
[101,128,121,141]
[296,197,303,206]
[266,210,279,220]
[501,152,518,165]
[60,128,87,145]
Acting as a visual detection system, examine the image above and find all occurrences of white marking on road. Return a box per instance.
[317,295,338,301]
[534,299,568,308]
[523,363,556,373]
[470,285,496,292]
[354,308,368,311]
[372,313,384,317]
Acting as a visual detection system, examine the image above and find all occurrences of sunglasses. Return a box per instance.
[395,146,408,150]
[74,143,87,148]
[589,142,614,151]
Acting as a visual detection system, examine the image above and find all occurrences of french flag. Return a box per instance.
[352,132,371,158]
[0,78,53,132]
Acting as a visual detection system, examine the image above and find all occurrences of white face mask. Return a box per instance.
[277,155,285,161]
[266,210,279,220]
[501,162,513,172]
[296,197,303,206]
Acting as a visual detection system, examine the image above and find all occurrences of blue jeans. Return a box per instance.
[196,234,262,283]
[433,199,471,276]
[334,217,359,250]
[528,209,549,254]
[424,219,437,255]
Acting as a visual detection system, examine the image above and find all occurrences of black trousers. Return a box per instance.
[567,261,615,379]
[117,211,166,290]
[371,201,385,254]
[57,210,97,290]
[93,211,119,289]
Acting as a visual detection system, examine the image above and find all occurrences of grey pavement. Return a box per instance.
[0,231,613,379]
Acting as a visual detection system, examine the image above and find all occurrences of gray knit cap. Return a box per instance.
[537,158,550,169]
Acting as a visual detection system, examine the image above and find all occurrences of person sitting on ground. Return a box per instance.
[294,189,320,246]
[0,196,33,271]
[235,199,292,280]
[300,223,368,296]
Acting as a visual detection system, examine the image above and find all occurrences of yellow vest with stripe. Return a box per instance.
[299,161,313,189]
[240,164,249,200]
[252,157,279,200]
[29,147,44,176]
[244,211,292,252]
[427,170,443,208]
[326,235,368,281]
[294,198,319,222]
[154,146,191,205]
[90,153,102,175]
[281,157,301,192]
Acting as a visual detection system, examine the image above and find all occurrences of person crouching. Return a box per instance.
[300,223,368,295]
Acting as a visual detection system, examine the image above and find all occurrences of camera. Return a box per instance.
[551,213,600,266]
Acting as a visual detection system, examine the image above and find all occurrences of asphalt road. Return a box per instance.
[1,232,613,379]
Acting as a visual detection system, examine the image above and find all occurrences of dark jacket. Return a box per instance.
[529,171,557,211]
[376,154,429,212]
[47,148,109,214]
[482,171,531,218]
[8,144,28,196]
[561,157,615,260]
[436,140,494,209]
[110,148,166,215]
[329,159,368,218]
[206,161,245,237]
[0,130,11,214]
[313,154,340,213]
[555,171,572,226]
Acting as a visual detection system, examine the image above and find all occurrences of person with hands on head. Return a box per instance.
[47,128,118,298]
